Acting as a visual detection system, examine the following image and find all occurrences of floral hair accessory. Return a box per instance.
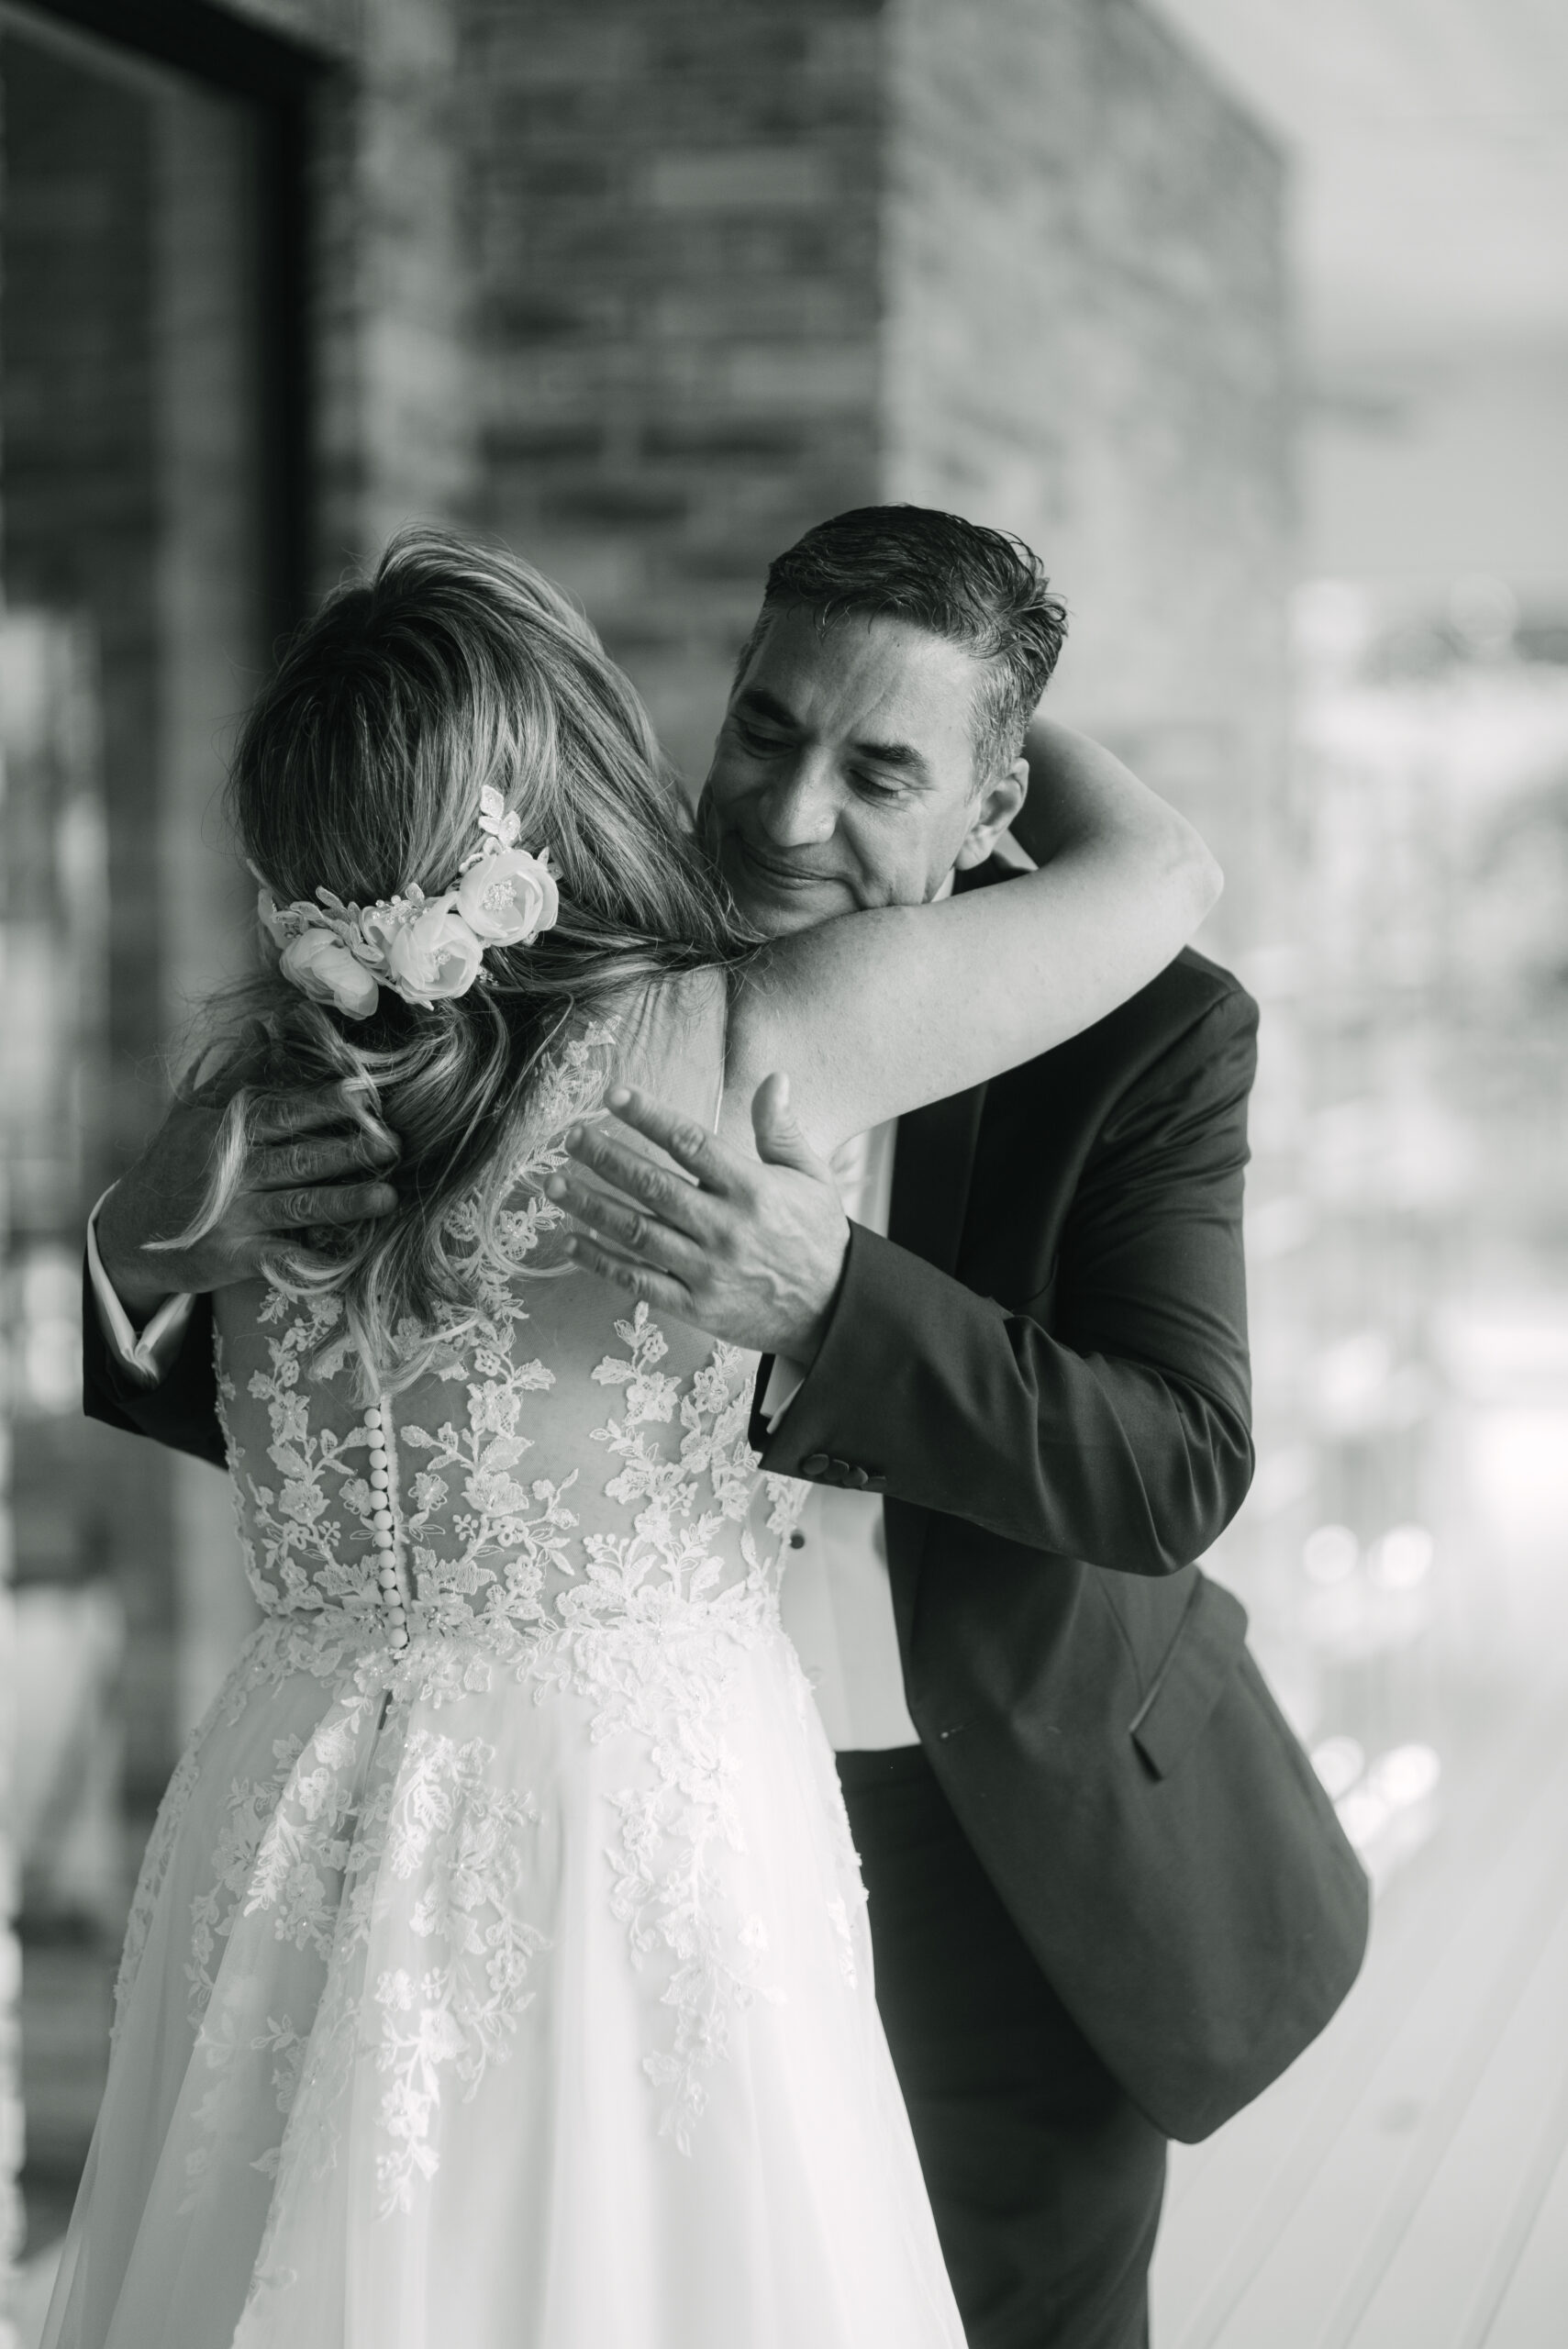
[258,785,561,1019]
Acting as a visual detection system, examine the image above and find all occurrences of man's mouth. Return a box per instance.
[730,836,840,892]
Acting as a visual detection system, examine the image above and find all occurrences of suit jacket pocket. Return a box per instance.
[1129,1574,1248,1779]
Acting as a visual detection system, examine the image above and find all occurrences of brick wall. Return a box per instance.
[226,0,1291,873]
[459,0,885,783]
[216,0,888,785]
[452,0,1290,877]
[227,0,479,568]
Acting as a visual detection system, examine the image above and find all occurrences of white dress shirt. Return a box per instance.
[86,1191,197,1385]
[762,868,958,1752]
[771,1120,919,1753]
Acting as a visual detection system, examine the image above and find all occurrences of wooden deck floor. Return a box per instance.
[1153,1432,1568,2348]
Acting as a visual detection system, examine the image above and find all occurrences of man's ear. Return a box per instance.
[954,756,1029,870]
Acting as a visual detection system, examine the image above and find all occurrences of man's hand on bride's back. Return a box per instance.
[96,1085,400,1319]
[549,1074,850,1366]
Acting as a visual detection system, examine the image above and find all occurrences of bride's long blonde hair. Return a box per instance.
[174,528,755,1389]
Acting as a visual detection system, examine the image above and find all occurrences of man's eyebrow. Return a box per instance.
[733,685,932,785]
[851,736,930,782]
[733,685,804,731]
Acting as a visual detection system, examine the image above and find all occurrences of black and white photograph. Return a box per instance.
[2,3,1565,2344]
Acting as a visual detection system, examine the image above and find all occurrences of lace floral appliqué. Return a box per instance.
[139,1029,824,2224]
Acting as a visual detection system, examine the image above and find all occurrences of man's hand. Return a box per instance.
[548,1074,850,1364]
[96,1085,400,1319]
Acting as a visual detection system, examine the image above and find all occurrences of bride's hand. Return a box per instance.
[96,1085,400,1316]
[548,1075,850,1365]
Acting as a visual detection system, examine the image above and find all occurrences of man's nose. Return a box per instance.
[757,756,839,850]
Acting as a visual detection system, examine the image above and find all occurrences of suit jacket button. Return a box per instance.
[845,1464,870,1490]
[801,1453,829,1477]
[788,1531,807,1549]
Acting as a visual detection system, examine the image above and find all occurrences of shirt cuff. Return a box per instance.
[762,1354,808,1435]
[86,1189,197,1387]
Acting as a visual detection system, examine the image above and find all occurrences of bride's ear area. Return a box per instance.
[955,756,1029,869]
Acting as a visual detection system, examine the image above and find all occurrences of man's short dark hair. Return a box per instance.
[739,506,1068,778]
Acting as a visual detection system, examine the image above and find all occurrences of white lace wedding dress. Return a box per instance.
[44,981,964,2349]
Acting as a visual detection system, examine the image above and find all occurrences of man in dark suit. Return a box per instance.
[87,508,1367,2348]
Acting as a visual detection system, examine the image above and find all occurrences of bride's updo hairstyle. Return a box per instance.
[181,527,756,1390]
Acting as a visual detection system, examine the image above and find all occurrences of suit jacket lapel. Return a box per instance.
[885,1077,986,1638]
[891,1081,986,1276]
[886,851,1006,1273]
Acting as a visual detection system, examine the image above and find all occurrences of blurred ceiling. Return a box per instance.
[1153,0,1568,363]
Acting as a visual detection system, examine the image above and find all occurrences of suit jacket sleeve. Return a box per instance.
[83,1258,227,1470]
[751,987,1258,1574]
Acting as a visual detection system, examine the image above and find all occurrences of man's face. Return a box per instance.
[699,606,1027,936]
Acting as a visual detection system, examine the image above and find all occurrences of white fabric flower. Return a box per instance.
[383,896,485,1005]
[257,808,559,1019]
[277,928,381,1019]
[455,848,560,947]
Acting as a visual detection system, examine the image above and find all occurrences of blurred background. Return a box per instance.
[0,2,1564,2343]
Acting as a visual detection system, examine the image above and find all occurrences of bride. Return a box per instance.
[46,528,1218,2348]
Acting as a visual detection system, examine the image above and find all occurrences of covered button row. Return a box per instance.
[363,1404,408,1647]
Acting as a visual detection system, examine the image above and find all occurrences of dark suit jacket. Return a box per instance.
[83,870,1368,2142]
[749,882,1368,2143]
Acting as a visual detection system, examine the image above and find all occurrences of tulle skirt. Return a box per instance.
[42,1603,964,2349]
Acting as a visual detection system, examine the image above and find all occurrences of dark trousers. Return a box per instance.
[837,1745,1165,2349]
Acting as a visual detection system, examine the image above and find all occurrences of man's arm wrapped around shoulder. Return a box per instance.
[81,1081,402,1472]
[83,1263,226,1468]
[753,983,1259,1573]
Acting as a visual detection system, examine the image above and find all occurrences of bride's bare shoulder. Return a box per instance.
[610,967,729,1125]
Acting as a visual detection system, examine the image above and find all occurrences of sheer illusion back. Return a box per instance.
[214,974,805,1660]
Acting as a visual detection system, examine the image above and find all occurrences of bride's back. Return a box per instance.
[213,974,805,1654]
